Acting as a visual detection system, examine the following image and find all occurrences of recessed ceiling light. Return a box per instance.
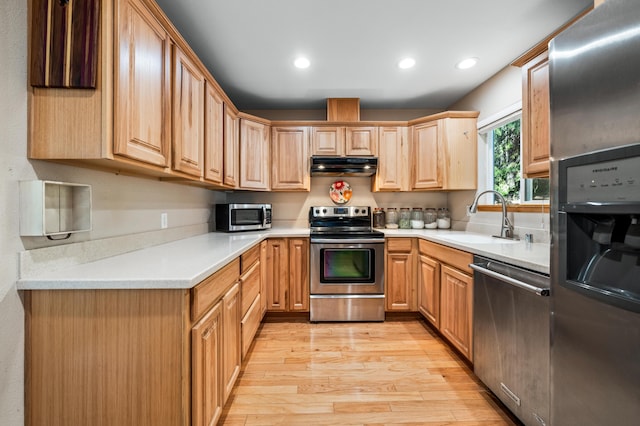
[398,58,416,69]
[456,57,478,69]
[294,57,310,69]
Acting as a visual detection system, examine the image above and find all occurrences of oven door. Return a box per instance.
[310,240,384,295]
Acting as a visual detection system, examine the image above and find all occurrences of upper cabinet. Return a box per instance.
[521,51,550,178]
[410,113,478,191]
[239,117,270,190]
[311,126,344,156]
[204,83,224,184]
[373,126,408,191]
[345,126,377,156]
[172,46,205,177]
[113,0,171,168]
[223,105,240,188]
[310,126,376,156]
[271,126,310,191]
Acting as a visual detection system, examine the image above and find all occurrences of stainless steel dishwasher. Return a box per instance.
[471,255,550,426]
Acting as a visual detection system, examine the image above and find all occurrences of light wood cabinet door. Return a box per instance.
[114,0,171,167]
[311,126,344,156]
[260,240,268,316]
[266,239,289,311]
[204,83,224,184]
[239,119,270,190]
[440,264,473,361]
[223,105,239,188]
[271,127,310,191]
[411,121,442,189]
[522,51,550,178]
[173,47,204,177]
[288,238,309,312]
[374,126,408,191]
[222,282,241,403]
[191,300,223,426]
[385,238,416,311]
[345,126,377,156]
[418,254,440,328]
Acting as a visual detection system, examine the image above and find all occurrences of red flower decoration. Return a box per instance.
[333,181,344,189]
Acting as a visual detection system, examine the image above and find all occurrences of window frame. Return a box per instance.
[476,102,549,211]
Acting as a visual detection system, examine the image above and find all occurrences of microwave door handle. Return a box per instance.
[262,205,266,226]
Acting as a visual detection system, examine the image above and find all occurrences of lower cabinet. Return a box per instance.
[417,239,474,361]
[191,300,223,426]
[439,265,474,360]
[266,238,310,312]
[222,283,241,402]
[417,253,440,328]
[385,238,417,311]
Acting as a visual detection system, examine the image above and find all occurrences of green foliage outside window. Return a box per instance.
[492,120,521,203]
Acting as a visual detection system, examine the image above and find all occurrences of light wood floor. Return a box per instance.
[220,317,520,425]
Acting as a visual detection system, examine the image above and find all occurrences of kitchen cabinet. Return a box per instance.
[288,238,310,311]
[385,238,417,311]
[345,126,377,156]
[24,255,244,426]
[373,126,408,191]
[310,126,377,156]
[173,46,205,177]
[204,83,224,184]
[222,282,241,402]
[417,239,474,361]
[266,238,310,312]
[410,113,478,190]
[223,105,240,188]
[521,50,550,178]
[440,265,474,361]
[311,126,344,156]
[417,252,440,328]
[191,300,223,426]
[271,126,310,191]
[239,117,270,190]
[30,0,173,173]
[240,244,263,359]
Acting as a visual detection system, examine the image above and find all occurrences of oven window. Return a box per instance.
[231,209,262,225]
[321,248,374,283]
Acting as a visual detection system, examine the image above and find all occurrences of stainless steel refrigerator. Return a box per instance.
[550,0,640,425]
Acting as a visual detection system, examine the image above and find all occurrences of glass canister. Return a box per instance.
[411,208,424,229]
[424,208,438,229]
[399,208,411,229]
[437,208,451,229]
[373,208,386,229]
[385,208,398,229]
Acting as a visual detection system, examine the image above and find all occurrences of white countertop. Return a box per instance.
[17,227,549,290]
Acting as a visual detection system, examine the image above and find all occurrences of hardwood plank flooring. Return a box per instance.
[220,318,520,425]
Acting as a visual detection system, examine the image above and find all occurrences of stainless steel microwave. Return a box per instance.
[215,203,272,232]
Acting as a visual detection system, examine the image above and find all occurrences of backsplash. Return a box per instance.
[226,177,448,227]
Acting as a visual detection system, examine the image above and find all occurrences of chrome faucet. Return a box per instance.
[468,190,517,240]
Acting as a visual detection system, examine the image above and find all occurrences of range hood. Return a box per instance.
[310,156,378,177]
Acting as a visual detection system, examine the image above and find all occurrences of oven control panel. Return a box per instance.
[311,206,370,218]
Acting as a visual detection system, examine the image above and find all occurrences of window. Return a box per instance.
[479,111,549,206]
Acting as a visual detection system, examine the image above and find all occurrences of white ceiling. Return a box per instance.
[154,0,592,110]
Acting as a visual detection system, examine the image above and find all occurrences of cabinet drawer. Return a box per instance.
[241,294,262,359]
[387,238,413,252]
[241,244,260,273]
[241,261,260,317]
[419,239,473,274]
[191,258,240,322]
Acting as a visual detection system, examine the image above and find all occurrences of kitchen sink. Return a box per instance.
[439,233,520,244]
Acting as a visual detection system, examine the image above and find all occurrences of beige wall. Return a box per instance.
[0,1,219,423]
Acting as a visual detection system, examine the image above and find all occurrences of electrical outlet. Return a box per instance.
[161,213,168,229]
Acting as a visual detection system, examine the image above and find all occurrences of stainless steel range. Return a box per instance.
[309,206,385,322]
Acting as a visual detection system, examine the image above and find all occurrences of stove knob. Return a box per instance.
[314,209,320,215]
[322,208,327,214]
[354,208,359,214]
[362,208,367,214]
